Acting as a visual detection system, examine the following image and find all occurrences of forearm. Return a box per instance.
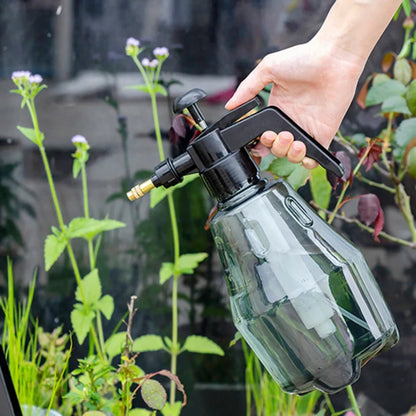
[313,0,402,67]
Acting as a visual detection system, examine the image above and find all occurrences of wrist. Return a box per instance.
[312,0,402,66]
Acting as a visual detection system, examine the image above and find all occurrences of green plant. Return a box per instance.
[124,38,225,413]
[241,338,324,416]
[0,258,71,414]
[67,296,187,416]
[10,71,125,359]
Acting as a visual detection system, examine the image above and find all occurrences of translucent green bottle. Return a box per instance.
[210,178,398,394]
[127,89,399,394]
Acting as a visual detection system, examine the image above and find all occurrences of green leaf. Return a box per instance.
[83,412,107,416]
[309,166,332,211]
[175,252,208,275]
[71,308,95,345]
[348,133,367,148]
[286,165,310,190]
[407,147,416,179]
[17,126,44,145]
[267,157,297,177]
[406,79,416,115]
[381,95,411,115]
[44,233,67,271]
[150,187,168,208]
[394,118,416,160]
[128,409,153,416]
[161,402,182,416]
[159,262,174,285]
[67,217,125,240]
[97,294,114,320]
[150,174,200,208]
[153,84,168,96]
[365,79,406,107]
[393,58,412,84]
[133,335,166,352]
[73,159,82,178]
[182,335,224,356]
[75,269,102,306]
[105,332,127,360]
[125,84,151,93]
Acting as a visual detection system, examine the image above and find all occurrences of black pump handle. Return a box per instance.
[221,106,344,178]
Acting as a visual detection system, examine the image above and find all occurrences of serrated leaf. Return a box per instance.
[365,79,406,107]
[133,335,166,352]
[67,217,125,240]
[71,308,95,345]
[141,379,167,410]
[309,166,332,211]
[175,252,208,275]
[105,332,127,360]
[44,233,67,271]
[75,269,102,305]
[97,294,114,320]
[159,262,174,285]
[182,335,224,356]
[17,126,44,144]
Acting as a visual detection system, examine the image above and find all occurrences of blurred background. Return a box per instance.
[0,1,414,415]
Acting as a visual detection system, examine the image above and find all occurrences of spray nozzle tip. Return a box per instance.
[127,179,155,201]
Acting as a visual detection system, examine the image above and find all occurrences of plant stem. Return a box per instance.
[81,164,96,269]
[147,75,181,405]
[28,99,104,359]
[346,385,362,416]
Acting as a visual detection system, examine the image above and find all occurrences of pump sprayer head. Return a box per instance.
[127,89,344,203]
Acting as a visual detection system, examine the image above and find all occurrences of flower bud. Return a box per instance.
[125,37,140,57]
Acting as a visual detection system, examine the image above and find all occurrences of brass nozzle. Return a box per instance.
[127,179,155,201]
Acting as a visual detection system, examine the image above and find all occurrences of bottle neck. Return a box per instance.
[200,149,261,204]
[216,178,267,211]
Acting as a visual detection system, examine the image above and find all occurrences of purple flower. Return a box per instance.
[126,37,140,47]
[11,71,31,81]
[126,37,141,57]
[71,134,88,145]
[29,74,43,84]
[142,58,158,68]
[153,46,169,59]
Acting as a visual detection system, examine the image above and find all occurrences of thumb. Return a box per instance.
[225,58,273,110]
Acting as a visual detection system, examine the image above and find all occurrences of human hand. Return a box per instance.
[225,37,365,169]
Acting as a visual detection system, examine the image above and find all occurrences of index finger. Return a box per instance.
[225,56,274,110]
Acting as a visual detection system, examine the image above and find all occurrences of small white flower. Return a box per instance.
[11,71,31,81]
[71,134,88,145]
[29,74,43,84]
[142,58,158,68]
[126,37,140,47]
[153,46,169,58]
